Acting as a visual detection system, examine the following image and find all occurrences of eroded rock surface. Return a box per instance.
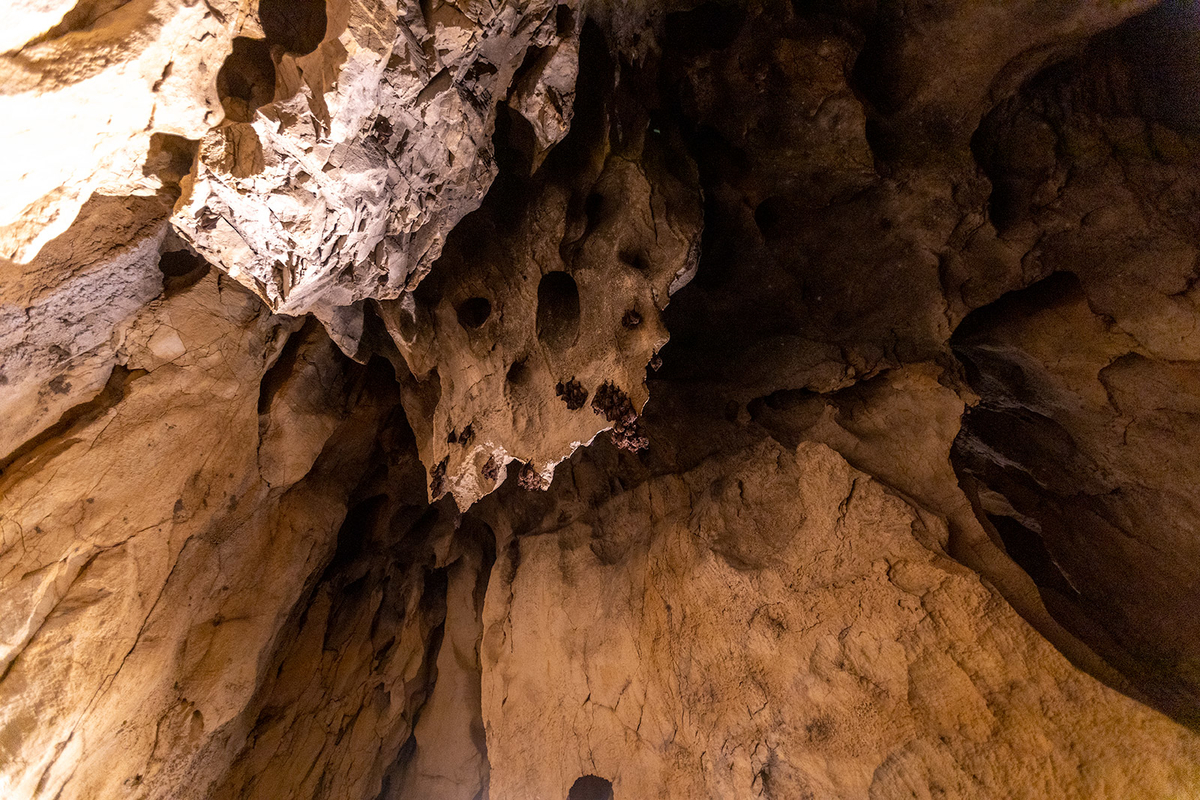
[479,440,1200,799]
[379,25,702,507]
[0,0,235,262]
[2,0,1200,798]
[174,0,581,316]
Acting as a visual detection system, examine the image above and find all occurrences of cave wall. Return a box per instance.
[1,0,1200,798]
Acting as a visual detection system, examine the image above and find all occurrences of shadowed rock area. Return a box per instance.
[2,0,1200,798]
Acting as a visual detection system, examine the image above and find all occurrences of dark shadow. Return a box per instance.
[216,37,276,123]
[536,272,581,349]
[568,775,614,800]
[259,0,327,56]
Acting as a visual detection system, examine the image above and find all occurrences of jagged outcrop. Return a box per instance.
[173,0,582,317]
[378,24,702,507]
[1,0,1200,798]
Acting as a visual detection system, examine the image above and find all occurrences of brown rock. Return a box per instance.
[480,441,1200,799]
[1,2,1199,798]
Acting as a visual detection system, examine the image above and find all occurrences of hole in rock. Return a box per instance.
[536,272,581,349]
[507,358,530,385]
[158,249,203,278]
[456,297,492,329]
[556,4,576,36]
[396,308,418,342]
[568,775,614,800]
[142,133,199,197]
[754,196,796,241]
[988,513,1079,598]
[518,463,542,491]
[216,37,276,123]
[259,0,327,56]
[500,101,542,176]
[158,249,209,296]
[584,191,606,231]
[619,247,649,270]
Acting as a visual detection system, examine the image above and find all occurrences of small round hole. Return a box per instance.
[619,248,649,270]
[584,191,606,229]
[754,196,794,241]
[158,249,210,295]
[159,250,204,278]
[456,297,492,329]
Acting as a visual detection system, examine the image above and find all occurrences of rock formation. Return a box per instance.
[1,0,1199,798]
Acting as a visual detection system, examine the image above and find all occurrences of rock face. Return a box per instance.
[173,0,581,316]
[380,25,702,507]
[2,0,1200,799]
[480,440,1200,799]
[0,0,235,262]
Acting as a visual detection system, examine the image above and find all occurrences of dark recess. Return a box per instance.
[158,249,210,296]
[456,297,493,330]
[259,0,328,56]
[567,775,614,800]
[536,272,581,349]
[216,37,276,122]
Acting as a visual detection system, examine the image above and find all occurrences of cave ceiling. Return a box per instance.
[1,0,1200,798]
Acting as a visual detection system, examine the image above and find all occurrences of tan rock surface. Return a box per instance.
[380,28,702,507]
[0,196,173,458]
[480,440,1200,799]
[0,1,1199,799]
[0,271,393,798]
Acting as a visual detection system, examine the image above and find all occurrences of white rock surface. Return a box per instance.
[173,0,580,316]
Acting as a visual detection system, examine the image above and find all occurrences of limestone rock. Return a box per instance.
[0,271,393,799]
[480,440,1200,799]
[1,1,1200,799]
[949,3,1200,725]
[0,0,236,263]
[173,0,580,316]
[0,196,172,458]
[379,27,702,508]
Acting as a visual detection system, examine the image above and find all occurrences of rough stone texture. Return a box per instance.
[0,196,172,458]
[0,0,236,263]
[953,274,1200,727]
[651,0,1200,728]
[1,0,1200,798]
[201,418,485,800]
[0,270,391,798]
[480,440,1200,799]
[379,25,702,507]
[947,0,1200,726]
[173,0,580,316]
